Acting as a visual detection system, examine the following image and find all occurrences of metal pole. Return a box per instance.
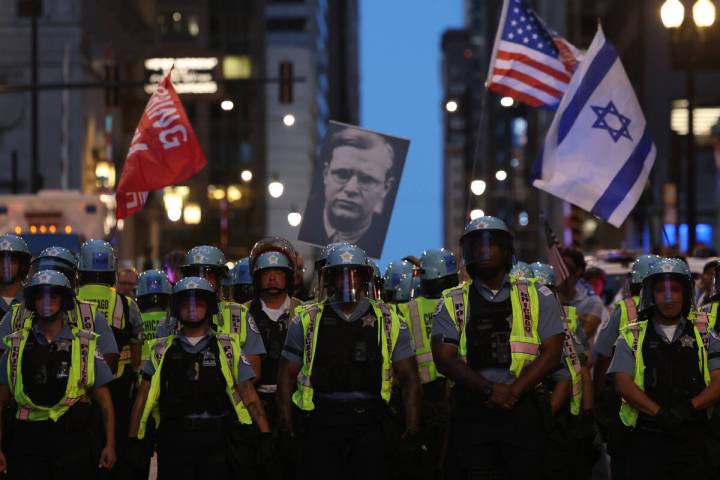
[687,65,697,252]
[30,13,39,193]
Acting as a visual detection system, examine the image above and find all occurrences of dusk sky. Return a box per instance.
[360,1,463,268]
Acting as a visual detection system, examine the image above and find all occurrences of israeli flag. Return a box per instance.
[532,26,655,228]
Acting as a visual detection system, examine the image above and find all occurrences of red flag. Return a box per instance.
[115,73,207,219]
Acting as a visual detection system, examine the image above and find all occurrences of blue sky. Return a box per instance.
[360,1,463,269]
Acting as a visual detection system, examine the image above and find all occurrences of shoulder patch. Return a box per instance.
[537,285,552,297]
[94,350,105,360]
[247,315,260,334]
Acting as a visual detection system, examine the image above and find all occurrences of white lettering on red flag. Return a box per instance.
[116,73,207,219]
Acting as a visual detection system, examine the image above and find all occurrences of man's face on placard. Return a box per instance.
[323,134,394,232]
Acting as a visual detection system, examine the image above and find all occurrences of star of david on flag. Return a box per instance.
[486,0,583,109]
[531,26,656,228]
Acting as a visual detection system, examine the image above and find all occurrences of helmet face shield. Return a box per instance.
[231,284,254,304]
[174,291,210,324]
[30,258,76,289]
[641,273,692,318]
[422,274,459,298]
[461,230,511,270]
[325,266,371,304]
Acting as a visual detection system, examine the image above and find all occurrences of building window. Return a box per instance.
[266,17,307,32]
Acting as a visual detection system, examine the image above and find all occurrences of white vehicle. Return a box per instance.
[0,190,108,255]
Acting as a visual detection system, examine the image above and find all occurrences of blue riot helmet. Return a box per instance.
[530,262,556,289]
[0,234,31,284]
[252,251,295,297]
[170,276,219,325]
[225,257,254,303]
[136,270,172,312]
[313,242,349,300]
[24,270,75,317]
[383,260,417,303]
[368,260,383,301]
[510,261,534,281]
[629,254,661,296]
[460,216,514,278]
[181,245,228,292]
[639,258,694,318]
[419,248,459,298]
[323,244,372,304]
[78,239,117,286]
[30,246,78,288]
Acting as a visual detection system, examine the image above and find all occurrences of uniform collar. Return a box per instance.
[31,316,74,342]
[328,298,372,322]
[471,274,511,296]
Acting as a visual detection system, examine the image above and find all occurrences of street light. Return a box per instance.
[283,114,295,127]
[661,0,685,28]
[288,210,302,227]
[500,96,514,108]
[495,170,508,181]
[470,179,487,196]
[221,100,234,111]
[183,203,202,224]
[693,0,716,26]
[445,100,458,113]
[241,169,253,182]
[470,209,485,220]
[661,0,715,251]
[268,178,284,198]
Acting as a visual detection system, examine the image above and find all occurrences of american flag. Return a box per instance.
[486,0,582,109]
[541,215,571,285]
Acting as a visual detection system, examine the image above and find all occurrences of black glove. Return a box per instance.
[256,432,277,465]
[656,408,683,436]
[669,400,697,424]
[125,437,150,471]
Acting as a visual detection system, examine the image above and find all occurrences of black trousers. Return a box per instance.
[625,427,710,479]
[7,418,97,479]
[300,400,388,480]
[103,369,138,479]
[444,392,546,480]
[157,422,256,480]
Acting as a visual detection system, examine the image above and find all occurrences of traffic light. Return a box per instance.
[279,61,293,104]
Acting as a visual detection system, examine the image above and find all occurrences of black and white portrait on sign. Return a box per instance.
[298,121,410,259]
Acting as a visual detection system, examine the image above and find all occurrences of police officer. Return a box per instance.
[157,245,266,378]
[309,242,348,301]
[0,270,116,477]
[593,254,660,478]
[383,260,417,303]
[247,242,303,410]
[400,248,459,478]
[558,248,607,345]
[277,244,421,478]
[77,239,143,479]
[223,257,254,304]
[0,246,119,363]
[136,270,172,366]
[608,258,720,477]
[129,277,272,479]
[131,269,171,478]
[27,246,78,287]
[0,234,31,320]
[531,262,595,479]
[431,216,564,479]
